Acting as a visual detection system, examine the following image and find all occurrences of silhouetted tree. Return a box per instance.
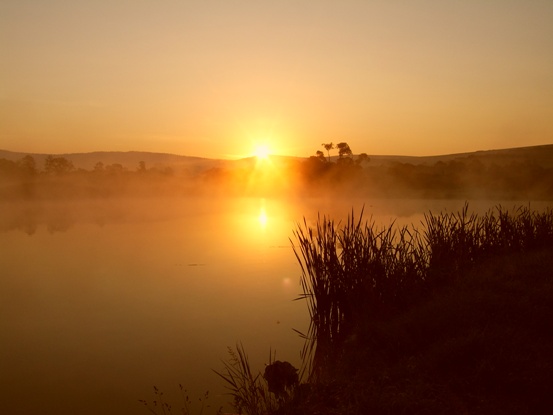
[105,163,125,174]
[93,162,104,172]
[302,155,331,183]
[138,161,146,173]
[336,142,353,159]
[356,153,370,166]
[322,142,334,162]
[17,155,37,176]
[44,156,74,175]
[315,150,326,162]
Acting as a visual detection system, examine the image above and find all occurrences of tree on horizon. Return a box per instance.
[336,142,353,159]
[322,143,334,162]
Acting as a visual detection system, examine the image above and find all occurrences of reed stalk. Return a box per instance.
[213,344,278,415]
[292,203,553,381]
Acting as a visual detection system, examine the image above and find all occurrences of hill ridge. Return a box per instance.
[1,144,553,170]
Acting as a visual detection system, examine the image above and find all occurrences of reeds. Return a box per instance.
[292,203,553,381]
[213,344,279,415]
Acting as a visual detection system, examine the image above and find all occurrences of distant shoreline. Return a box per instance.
[2,143,553,170]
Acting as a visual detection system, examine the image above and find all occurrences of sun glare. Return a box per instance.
[254,144,270,160]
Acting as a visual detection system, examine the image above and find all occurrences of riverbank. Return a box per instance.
[284,247,553,414]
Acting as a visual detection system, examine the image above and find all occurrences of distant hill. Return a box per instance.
[362,144,553,168]
[0,150,227,172]
[1,144,553,171]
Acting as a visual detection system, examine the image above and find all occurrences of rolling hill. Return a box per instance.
[1,144,553,171]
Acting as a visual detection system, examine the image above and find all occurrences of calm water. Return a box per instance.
[1,197,550,414]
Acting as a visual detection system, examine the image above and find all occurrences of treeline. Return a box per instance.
[2,145,553,200]
[0,155,189,199]
[295,142,553,199]
[0,154,176,177]
[299,157,553,199]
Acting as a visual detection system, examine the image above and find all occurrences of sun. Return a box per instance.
[254,144,271,160]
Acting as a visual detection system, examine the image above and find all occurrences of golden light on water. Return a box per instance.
[229,199,272,241]
[258,203,268,229]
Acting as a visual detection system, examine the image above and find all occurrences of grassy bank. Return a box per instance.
[212,204,553,414]
[286,247,553,414]
[282,204,552,414]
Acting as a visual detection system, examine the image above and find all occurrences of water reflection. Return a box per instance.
[0,197,309,415]
[258,199,268,229]
[2,196,553,414]
[3,197,550,237]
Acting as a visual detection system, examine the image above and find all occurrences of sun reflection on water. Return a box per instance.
[258,206,268,229]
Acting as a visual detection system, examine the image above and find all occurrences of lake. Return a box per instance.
[1,196,550,414]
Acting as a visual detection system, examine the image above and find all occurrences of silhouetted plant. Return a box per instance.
[214,344,280,415]
[321,143,334,162]
[336,142,352,159]
[292,209,428,380]
[263,360,299,403]
[292,203,553,381]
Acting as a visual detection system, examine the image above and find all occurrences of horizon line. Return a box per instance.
[2,143,553,161]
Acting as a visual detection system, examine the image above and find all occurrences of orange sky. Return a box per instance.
[1,0,552,159]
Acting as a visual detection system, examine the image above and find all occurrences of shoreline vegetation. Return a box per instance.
[2,144,553,200]
[209,204,552,415]
[140,204,553,414]
[289,204,553,414]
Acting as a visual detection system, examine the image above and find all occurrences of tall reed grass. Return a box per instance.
[213,344,279,415]
[292,203,553,381]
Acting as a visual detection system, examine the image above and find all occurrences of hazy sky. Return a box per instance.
[1,0,552,159]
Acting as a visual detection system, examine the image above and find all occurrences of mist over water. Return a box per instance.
[1,196,552,414]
